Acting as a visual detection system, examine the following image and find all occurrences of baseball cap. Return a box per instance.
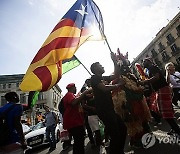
[66,83,75,89]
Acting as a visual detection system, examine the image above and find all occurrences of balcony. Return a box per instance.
[166,37,175,46]
[162,55,170,62]
[151,51,158,57]
[171,47,180,56]
[158,45,165,52]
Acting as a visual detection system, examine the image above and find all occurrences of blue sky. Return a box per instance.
[0,0,179,95]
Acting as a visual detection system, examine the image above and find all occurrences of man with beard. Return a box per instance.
[90,52,127,154]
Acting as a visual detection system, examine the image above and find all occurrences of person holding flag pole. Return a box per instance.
[135,63,162,126]
[19,0,127,152]
[90,51,127,154]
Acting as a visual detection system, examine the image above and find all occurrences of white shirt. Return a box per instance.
[169,71,180,88]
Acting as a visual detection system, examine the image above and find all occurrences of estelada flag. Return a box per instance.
[20,0,104,92]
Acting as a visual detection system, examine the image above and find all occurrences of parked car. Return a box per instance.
[25,122,62,148]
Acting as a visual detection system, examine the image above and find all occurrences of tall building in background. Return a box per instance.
[131,11,180,77]
[0,74,62,125]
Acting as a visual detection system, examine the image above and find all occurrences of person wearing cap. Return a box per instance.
[62,83,91,154]
[140,58,180,136]
[90,52,127,154]
[0,92,27,154]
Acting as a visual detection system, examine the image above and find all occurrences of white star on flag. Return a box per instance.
[75,4,88,17]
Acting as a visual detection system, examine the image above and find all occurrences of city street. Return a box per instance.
[26,105,180,154]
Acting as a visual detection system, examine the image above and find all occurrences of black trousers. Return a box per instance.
[84,115,95,144]
[68,125,85,154]
[98,111,127,154]
[172,88,180,105]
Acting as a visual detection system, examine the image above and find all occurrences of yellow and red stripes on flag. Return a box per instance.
[31,19,90,65]
[20,19,88,92]
[20,0,104,92]
[20,61,62,91]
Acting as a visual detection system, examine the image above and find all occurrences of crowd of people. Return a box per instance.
[0,50,180,154]
[60,50,180,154]
[59,49,180,154]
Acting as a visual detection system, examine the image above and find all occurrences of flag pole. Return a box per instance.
[90,0,113,53]
[74,55,92,76]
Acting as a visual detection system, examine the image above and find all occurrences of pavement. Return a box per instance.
[26,104,180,154]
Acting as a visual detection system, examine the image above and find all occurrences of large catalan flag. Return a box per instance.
[20,0,104,92]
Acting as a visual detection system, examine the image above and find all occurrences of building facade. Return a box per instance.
[131,11,180,77]
[0,74,62,125]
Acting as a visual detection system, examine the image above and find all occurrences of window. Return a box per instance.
[176,25,180,36]
[161,52,169,61]
[3,84,6,89]
[20,93,25,104]
[38,93,43,100]
[158,42,165,52]
[177,57,180,65]
[1,96,6,106]
[16,82,19,88]
[151,49,157,57]
[166,33,174,45]
[8,83,11,88]
[171,44,179,53]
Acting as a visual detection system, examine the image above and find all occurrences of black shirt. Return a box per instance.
[84,94,97,116]
[148,65,168,91]
[90,75,114,113]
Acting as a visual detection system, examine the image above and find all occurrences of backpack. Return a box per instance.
[0,104,15,146]
[58,98,65,116]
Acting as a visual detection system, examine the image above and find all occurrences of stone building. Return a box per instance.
[0,74,62,125]
[131,11,180,77]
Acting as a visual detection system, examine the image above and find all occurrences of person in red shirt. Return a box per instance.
[63,83,91,154]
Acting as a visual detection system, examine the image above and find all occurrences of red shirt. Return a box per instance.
[63,92,84,130]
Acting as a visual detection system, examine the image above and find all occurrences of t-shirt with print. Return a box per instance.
[0,102,23,145]
[63,92,84,130]
[90,75,114,114]
[148,65,168,91]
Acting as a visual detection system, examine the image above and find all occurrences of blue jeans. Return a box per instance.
[46,124,56,149]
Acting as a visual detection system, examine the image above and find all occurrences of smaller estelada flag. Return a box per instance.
[28,91,40,108]
[62,55,81,74]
